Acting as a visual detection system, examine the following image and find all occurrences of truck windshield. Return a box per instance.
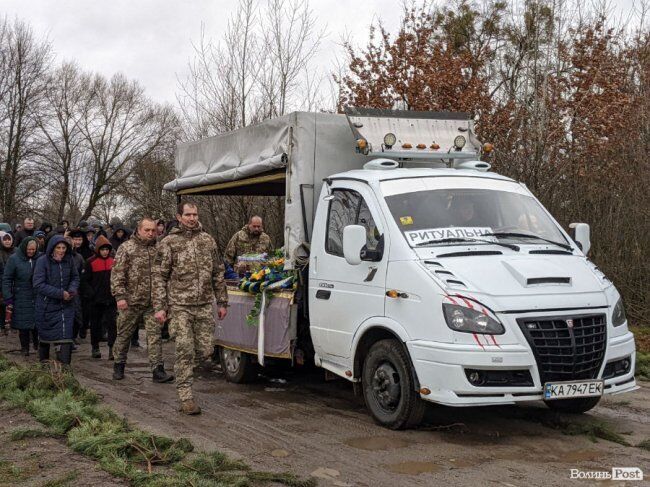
[384,188,568,248]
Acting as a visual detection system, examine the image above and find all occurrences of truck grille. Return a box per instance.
[517,314,607,383]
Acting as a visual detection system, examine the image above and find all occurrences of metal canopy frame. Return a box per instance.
[176,170,286,196]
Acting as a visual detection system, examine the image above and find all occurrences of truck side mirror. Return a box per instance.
[343,225,366,265]
[360,233,384,262]
[569,223,591,255]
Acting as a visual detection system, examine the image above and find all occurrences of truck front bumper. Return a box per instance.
[407,332,638,407]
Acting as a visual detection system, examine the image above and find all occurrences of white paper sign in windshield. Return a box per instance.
[405,227,496,247]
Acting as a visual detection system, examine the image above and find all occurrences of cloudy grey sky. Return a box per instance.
[1,0,639,105]
[1,0,402,104]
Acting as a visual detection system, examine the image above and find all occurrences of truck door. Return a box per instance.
[310,184,387,359]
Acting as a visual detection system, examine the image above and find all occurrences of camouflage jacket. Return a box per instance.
[152,223,228,310]
[224,225,273,266]
[111,232,157,307]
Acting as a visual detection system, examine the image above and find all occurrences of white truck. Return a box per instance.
[164,108,637,429]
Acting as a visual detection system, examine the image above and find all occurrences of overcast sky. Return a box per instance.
[1,0,402,105]
[1,0,639,106]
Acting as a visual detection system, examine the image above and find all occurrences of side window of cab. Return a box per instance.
[325,189,380,257]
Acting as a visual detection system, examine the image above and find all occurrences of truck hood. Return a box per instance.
[418,252,609,310]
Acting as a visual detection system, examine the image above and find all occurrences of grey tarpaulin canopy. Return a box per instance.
[164,112,374,268]
[164,109,478,268]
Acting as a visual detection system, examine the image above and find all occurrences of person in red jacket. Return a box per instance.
[82,235,117,359]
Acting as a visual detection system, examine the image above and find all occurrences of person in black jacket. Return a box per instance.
[71,228,93,339]
[82,235,117,359]
[14,218,36,246]
[108,225,130,254]
[68,230,86,343]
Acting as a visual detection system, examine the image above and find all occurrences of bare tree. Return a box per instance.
[34,62,89,222]
[77,72,177,220]
[261,0,324,116]
[176,0,262,139]
[0,18,51,221]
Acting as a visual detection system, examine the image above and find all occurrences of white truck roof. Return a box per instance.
[327,167,514,183]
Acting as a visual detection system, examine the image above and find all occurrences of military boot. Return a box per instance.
[152,364,174,383]
[178,399,201,415]
[113,363,125,380]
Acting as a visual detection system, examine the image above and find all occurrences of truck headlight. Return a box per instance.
[442,303,505,334]
[612,298,626,327]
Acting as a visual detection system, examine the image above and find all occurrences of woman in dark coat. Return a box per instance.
[108,225,130,254]
[0,231,16,333]
[33,235,80,365]
[2,236,40,354]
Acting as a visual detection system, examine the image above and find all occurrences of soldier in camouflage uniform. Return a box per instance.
[110,218,173,383]
[153,202,228,415]
[223,216,273,271]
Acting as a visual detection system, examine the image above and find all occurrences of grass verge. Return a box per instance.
[0,355,315,487]
[635,352,650,380]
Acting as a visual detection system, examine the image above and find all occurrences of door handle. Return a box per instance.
[316,290,331,300]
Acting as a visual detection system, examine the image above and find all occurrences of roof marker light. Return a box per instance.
[454,135,466,150]
[383,132,396,148]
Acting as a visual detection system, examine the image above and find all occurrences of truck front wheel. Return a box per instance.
[362,339,426,429]
[219,347,258,383]
[544,396,601,414]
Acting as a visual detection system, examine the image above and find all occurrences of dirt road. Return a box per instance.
[1,336,647,487]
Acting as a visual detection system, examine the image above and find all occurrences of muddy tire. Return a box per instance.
[362,339,426,429]
[219,347,258,383]
[544,396,601,414]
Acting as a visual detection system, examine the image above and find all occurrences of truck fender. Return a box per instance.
[350,317,420,390]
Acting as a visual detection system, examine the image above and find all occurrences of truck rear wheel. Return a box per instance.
[544,396,601,414]
[362,339,426,429]
[219,347,258,383]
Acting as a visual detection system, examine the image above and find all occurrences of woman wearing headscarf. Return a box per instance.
[2,236,40,355]
[33,235,80,365]
[0,231,16,332]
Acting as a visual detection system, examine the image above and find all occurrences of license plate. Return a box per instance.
[544,380,603,400]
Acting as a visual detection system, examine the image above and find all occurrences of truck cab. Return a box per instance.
[309,164,636,428]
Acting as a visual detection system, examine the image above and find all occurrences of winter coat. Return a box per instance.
[111,232,158,307]
[14,228,35,247]
[82,235,115,305]
[0,231,14,269]
[108,226,130,254]
[33,235,80,343]
[77,235,94,260]
[153,223,228,311]
[223,225,273,266]
[1,237,40,330]
[39,222,53,235]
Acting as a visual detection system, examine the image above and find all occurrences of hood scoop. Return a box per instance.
[503,259,572,288]
[424,260,467,289]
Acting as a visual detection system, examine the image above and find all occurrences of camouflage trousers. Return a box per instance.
[113,305,163,370]
[168,304,215,402]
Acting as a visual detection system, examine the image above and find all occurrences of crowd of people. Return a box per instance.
[0,205,273,415]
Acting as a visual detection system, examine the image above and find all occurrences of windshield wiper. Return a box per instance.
[484,232,573,251]
[416,237,519,251]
